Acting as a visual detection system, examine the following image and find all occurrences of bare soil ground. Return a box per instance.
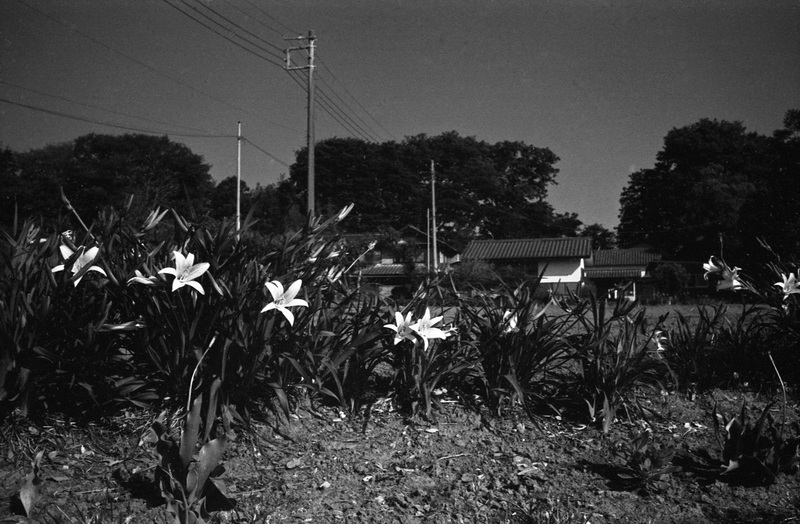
[2,389,799,524]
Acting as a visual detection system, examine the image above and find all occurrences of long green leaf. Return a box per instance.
[203,378,222,443]
[180,395,203,470]
[186,435,227,503]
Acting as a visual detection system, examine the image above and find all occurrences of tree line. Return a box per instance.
[1,109,797,265]
[618,109,800,266]
[0,131,600,251]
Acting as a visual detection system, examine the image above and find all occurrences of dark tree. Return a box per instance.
[580,223,617,250]
[248,179,305,234]
[617,118,771,260]
[289,132,572,249]
[3,134,214,228]
[209,176,252,221]
[4,143,73,227]
[0,145,22,228]
[738,110,800,262]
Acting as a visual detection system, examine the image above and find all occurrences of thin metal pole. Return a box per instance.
[431,160,438,271]
[307,30,316,217]
[427,208,431,273]
[236,121,242,236]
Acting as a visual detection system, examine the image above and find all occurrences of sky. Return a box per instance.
[1,0,798,229]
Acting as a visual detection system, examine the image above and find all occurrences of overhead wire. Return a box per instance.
[195,0,287,56]
[316,74,383,142]
[242,138,291,168]
[211,0,394,142]
[235,0,298,37]
[15,0,302,135]
[284,68,377,142]
[317,56,397,141]
[0,96,233,138]
[0,80,208,134]
[315,87,381,142]
[11,0,393,164]
[165,0,286,65]
[165,0,374,141]
[0,96,290,167]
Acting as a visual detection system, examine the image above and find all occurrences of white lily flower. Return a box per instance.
[703,256,723,280]
[717,264,744,291]
[703,255,744,291]
[502,311,519,333]
[52,245,107,287]
[410,308,450,350]
[775,272,800,300]
[261,279,309,325]
[384,311,416,345]
[127,269,158,286]
[654,330,668,353]
[158,251,209,294]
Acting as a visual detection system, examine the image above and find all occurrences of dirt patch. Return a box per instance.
[2,391,799,523]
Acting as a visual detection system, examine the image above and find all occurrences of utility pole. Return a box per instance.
[431,160,438,272]
[426,208,431,273]
[236,121,242,237]
[285,31,317,217]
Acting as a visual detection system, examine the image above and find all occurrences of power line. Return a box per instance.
[0,80,208,134]
[285,69,376,142]
[1,96,292,167]
[12,0,393,161]
[165,0,286,65]
[316,86,380,142]
[162,0,376,142]
[235,0,298,36]
[0,96,234,138]
[317,56,397,141]
[15,0,302,136]
[162,2,385,148]
[316,75,382,142]
[193,0,287,56]
[212,0,394,143]
[242,137,291,168]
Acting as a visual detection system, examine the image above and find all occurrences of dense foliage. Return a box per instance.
[0,134,214,230]
[617,110,800,263]
[288,132,581,249]
[2,197,799,522]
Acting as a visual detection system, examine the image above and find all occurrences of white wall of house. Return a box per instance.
[540,258,584,284]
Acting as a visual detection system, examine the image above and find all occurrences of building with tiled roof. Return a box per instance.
[345,225,460,299]
[461,237,592,292]
[584,247,662,300]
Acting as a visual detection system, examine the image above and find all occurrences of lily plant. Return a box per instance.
[385,311,416,346]
[158,251,210,294]
[410,308,453,350]
[775,272,800,301]
[703,256,745,291]
[384,306,462,419]
[262,279,309,326]
[52,244,107,287]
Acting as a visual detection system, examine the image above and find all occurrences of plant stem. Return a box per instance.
[767,350,787,438]
[187,334,217,413]
[59,187,94,240]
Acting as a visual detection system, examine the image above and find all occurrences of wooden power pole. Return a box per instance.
[285,31,317,217]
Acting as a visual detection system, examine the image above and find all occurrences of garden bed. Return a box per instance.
[2,389,799,523]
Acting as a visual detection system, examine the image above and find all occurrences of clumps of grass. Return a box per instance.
[713,400,800,486]
[568,295,671,433]
[612,428,680,494]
